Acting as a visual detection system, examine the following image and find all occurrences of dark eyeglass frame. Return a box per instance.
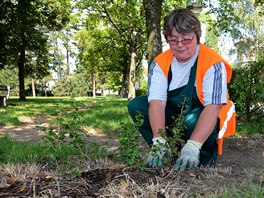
[167,33,196,45]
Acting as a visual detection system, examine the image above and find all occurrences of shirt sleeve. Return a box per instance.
[203,62,227,106]
[148,60,168,102]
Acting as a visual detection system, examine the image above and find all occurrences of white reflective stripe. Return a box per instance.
[218,102,236,139]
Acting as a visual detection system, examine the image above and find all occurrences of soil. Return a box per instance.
[0,116,263,197]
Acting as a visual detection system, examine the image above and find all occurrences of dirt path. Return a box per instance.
[0,115,121,152]
[0,116,51,142]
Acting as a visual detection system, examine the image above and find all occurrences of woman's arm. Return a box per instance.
[189,104,222,144]
[149,99,166,138]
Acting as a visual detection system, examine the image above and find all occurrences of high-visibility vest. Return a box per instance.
[155,44,236,155]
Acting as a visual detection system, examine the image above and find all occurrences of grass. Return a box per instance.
[0,136,47,164]
[0,96,131,132]
[0,97,76,126]
[236,119,264,136]
[216,178,264,198]
[0,96,263,197]
[0,96,131,164]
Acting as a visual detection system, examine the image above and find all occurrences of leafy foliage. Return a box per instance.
[75,0,146,98]
[0,66,19,96]
[43,99,88,161]
[229,59,264,122]
[118,114,144,166]
[0,0,71,99]
[52,73,90,97]
[199,11,220,52]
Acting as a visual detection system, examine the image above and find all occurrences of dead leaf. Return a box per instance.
[0,184,10,189]
[18,183,27,193]
[189,172,197,177]
[45,175,54,180]
[106,172,112,182]
[6,176,18,184]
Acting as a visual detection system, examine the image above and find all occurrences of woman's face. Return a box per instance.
[167,27,197,63]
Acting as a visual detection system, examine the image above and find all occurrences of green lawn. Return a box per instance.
[0,96,132,164]
[0,96,131,132]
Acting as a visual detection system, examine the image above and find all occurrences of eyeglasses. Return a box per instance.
[167,34,195,45]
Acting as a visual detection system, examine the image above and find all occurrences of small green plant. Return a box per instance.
[43,98,109,175]
[118,98,187,167]
[162,98,188,163]
[118,112,144,166]
[42,98,93,176]
[43,99,87,161]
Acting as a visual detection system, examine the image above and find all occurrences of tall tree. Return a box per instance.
[76,0,146,98]
[0,0,71,100]
[142,0,162,66]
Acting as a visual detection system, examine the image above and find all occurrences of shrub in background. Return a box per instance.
[229,59,264,122]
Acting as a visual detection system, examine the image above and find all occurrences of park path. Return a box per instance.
[0,116,51,142]
[0,115,120,153]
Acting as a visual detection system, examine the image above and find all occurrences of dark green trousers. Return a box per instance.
[128,95,218,165]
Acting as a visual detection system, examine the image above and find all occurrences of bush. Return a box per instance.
[135,88,147,96]
[229,59,264,122]
[52,75,90,97]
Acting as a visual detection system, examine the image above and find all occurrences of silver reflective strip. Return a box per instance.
[218,102,236,139]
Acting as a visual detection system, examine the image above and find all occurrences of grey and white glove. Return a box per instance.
[147,137,169,167]
[174,140,202,172]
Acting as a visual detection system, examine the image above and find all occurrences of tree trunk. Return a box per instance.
[92,73,96,98]
[44,87,47,97]
[66,30,70,76]
[18,44,26,100]
[143,0,163,68]
[32,78,36,97]
[128,50,137,99]
[120,63,129,98]
[0,3,6,69]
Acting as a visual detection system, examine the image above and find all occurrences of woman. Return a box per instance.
[128,8,236,171]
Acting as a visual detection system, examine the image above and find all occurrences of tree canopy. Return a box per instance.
[0,0,263,101]
[0,0,71,99]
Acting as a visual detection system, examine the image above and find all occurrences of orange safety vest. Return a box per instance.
[155,44,236,155]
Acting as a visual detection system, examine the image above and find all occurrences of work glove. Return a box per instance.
[174,140,202,172]
[147,137,169,167]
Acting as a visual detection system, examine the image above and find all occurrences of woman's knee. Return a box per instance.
[127,96,148,117]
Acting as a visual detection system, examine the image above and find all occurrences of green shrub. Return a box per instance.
[229,59,264,122]
[236,119,264,136]
[136,88,147,96]
[118,115,144,166]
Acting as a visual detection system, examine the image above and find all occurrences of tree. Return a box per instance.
[49,31,67,80]
[199,11,220,53]
[75,26,130,97]
[0,0,71,100]
[0,66,19,96]
[234,0,264,61]
[76,0,146,98]
[229,60,264,121]
[142,0,162,66]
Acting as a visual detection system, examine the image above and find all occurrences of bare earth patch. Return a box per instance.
[0,117,263,197]
[0,116,52,142]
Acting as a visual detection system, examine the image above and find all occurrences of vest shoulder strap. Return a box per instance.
[154,49,174,78]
